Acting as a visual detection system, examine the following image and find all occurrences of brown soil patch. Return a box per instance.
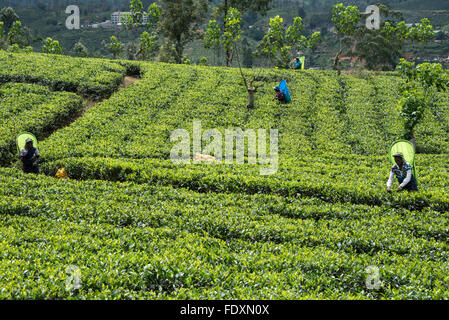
[41,75,140,140]
[120,76,140,89]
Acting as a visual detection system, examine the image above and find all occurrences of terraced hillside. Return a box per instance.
[0,51,448,299]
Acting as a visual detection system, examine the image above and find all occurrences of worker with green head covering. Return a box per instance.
[291,57,302,70]
[387,152,418,192]
[19,138,40,174]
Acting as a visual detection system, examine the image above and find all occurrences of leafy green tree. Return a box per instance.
[137,31,158,60]
[222,7,243,63]
[124,0,161,30]
[159,0,208,64]
[159,39,177,63]
[204,19,221,62]
[124,0,144,28]
[397,59,449,143]
[4,43,31,53]
[203,7,244,68]
[331,3,361,36]
[74,40,88,57]
[199,56,208,66]
[354,30,402,70]
[127,41,137,60]
[214,0,272,66]
[204,7,261,107]
[0,7,19,30]
[42,37,63,55]
[331,3,435,71]
[257,15,321,68]
[145,2,161,30]
[0,22,6,50]
[7,21,23,46]
[109,36,122,59]
[218,8,263,107]
[125,1,161,60]
[331,3,360,74]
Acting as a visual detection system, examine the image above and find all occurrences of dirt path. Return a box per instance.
[121,76,140,89]
[41,75,140,140]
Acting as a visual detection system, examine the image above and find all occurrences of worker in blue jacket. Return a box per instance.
[291,57,302,70]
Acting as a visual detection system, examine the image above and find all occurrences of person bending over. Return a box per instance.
[387,152,418,192]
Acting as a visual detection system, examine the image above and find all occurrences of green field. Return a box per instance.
[1,50,449,299]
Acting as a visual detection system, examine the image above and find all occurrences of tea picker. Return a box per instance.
[291,57,305,70]
[387,140,418,192]
[17,132,40,174]
[273,80,291,103]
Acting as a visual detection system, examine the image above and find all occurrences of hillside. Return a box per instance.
[0,51,449,299]
[1,0,448,67]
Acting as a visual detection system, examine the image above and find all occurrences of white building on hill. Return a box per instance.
[111,12,149,25]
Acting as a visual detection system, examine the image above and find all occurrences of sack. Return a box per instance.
[194,153,216,163]
[56,168,70,180]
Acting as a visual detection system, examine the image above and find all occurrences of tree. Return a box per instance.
[159,39,178,63]
[126,41,137,60]
[331,3,360,37]
[242,38,253,68]
[331,3,360,74]
[0,7,19,31]
[125,1,161,60]
[204,8,262,108]
[159,0,208,64]
[204,9,243,67]
[204,19,221,63]
[109,36,122,59]
[257,15,321,68]
[124,1,161,30]
[123,0,144,28]
[74,40,88,57]
[331,3,435,71]
[42,37,63,55]
[199,56,208,65]
[137,31,158,60]
[7,20,23,46]
[297,7,306,19]
[214,0,272,66]
[145,2,161,30]
[396,59,449,145]
[222,7,243,65]
[0,21,4,47]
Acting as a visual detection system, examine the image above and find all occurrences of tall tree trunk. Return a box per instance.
[224,0,232,67]
[176,36,183,64]
[247,89,256,108]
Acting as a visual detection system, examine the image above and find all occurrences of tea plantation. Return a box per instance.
[1,51,448,299]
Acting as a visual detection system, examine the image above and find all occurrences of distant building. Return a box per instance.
[403,52,414,61]
[92,20,113,28]
[111,11,149,25]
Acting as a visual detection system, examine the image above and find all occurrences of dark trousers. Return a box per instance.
[401,175,418,191]
[23,165,39,174]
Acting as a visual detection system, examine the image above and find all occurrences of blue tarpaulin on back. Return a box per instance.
[279,80,291,102]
